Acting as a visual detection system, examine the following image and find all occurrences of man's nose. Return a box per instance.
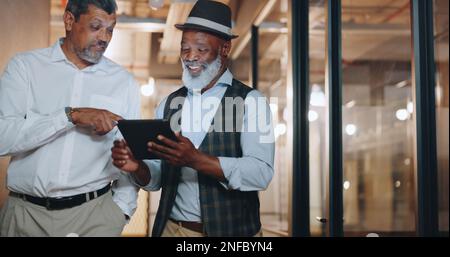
[97,29,110,43]
[184,51,200,62]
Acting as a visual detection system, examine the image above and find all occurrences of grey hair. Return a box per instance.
[65,0,118,21]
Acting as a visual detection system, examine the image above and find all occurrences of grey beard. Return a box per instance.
[75,47,104,64]
[182,55,222,91]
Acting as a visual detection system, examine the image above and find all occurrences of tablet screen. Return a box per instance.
[117,119,177,160]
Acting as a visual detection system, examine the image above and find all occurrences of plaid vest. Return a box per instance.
[151,79,261,237]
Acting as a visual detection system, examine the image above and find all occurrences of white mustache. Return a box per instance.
[181,55,222,90]
[183,61,207,68]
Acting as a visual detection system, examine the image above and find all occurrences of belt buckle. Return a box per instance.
[45,198,52,210]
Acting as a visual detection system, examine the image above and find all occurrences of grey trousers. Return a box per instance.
[0,191,126,237]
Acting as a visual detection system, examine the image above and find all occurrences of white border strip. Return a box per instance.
[186,17,232,35]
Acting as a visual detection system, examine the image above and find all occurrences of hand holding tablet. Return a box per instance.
[117,119,177,160]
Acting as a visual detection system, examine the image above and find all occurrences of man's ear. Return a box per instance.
[221,41,232,58]
[63,11,75,32]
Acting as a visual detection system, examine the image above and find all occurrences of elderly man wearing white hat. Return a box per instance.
[112,0,275,237]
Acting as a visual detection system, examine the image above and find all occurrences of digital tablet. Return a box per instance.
[117,119,177,160]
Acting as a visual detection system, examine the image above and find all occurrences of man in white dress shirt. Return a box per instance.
[0,0,139,236]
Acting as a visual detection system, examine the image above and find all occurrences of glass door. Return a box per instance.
[306,0,418,237]
[433,0,449,236]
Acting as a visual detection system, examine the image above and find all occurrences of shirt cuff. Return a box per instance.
[130,160,162,191]
[53,108,75,130]
[218,157,241,190]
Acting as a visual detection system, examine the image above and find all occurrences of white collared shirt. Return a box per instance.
[0,39,140,216]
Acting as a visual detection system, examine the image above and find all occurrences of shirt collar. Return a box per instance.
[217,68,233,87]
[50,38,67,63]
[50,38,109,73]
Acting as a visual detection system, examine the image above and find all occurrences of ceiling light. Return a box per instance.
[141,77,155,97]
[407,101,414,114]
[345,124,357,136]
[149,0,164,10]
[396,109,409,121]
[345,100,356,108]
[343,181,350,190]
[395,80,409,88]
[310,84,326,107]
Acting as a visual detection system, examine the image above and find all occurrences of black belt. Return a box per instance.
[9,183,111,211]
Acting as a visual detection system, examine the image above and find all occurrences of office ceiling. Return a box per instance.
[49,0,448,102]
